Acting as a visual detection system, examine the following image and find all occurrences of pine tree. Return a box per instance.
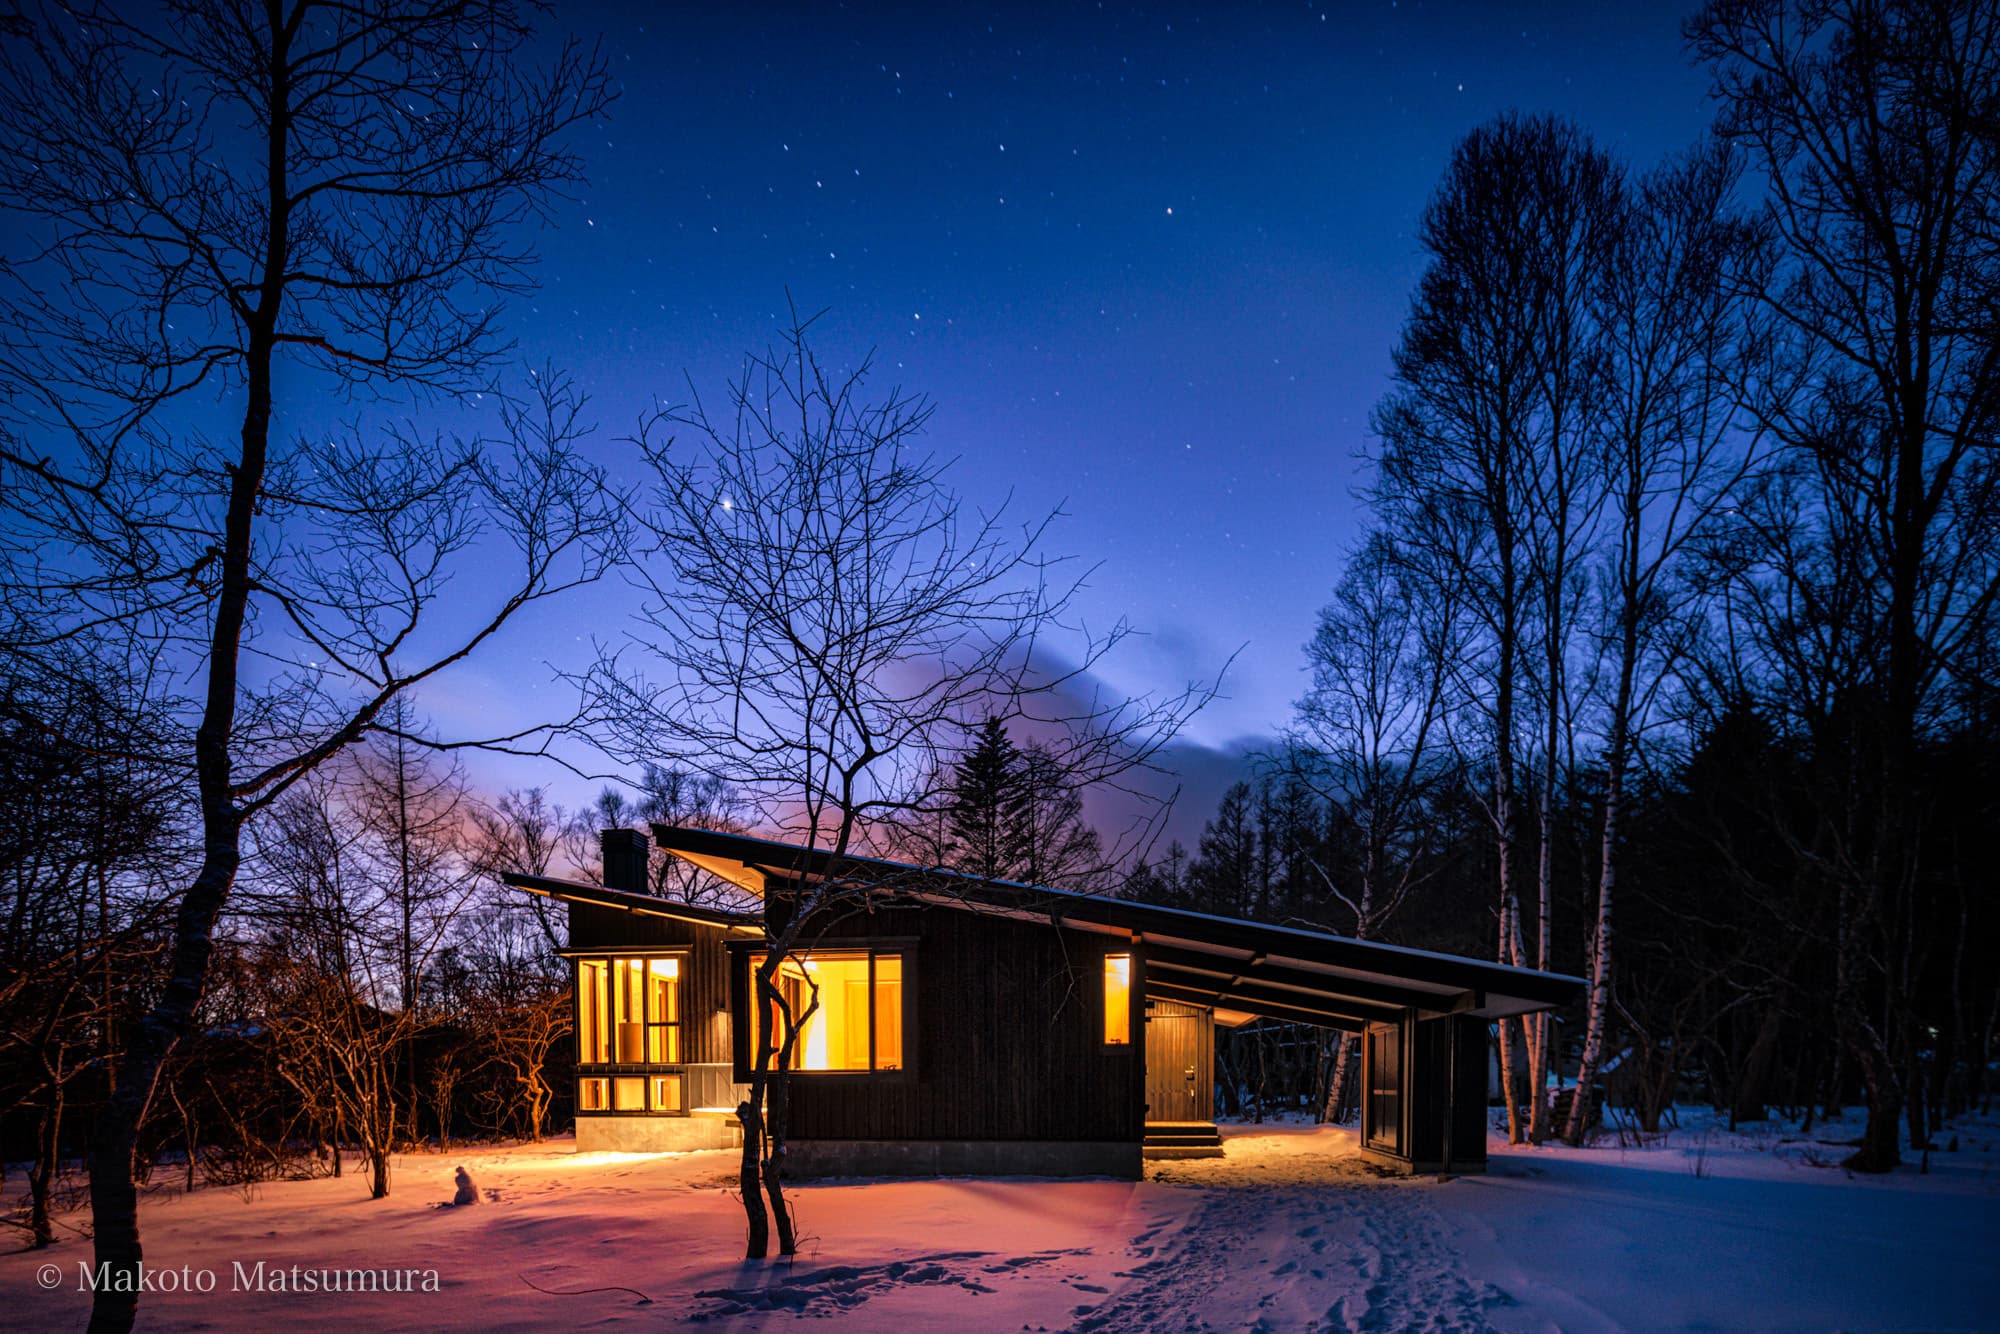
[947,717,1030,880]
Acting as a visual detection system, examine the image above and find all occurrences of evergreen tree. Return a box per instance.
[947,717,1030,880]
[1190,782,1260,918]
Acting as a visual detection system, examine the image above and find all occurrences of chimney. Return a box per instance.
[600,827,650,895]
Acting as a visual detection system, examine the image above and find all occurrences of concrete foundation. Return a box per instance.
[781,1139,1142,1180]
[575,1112,739,1154]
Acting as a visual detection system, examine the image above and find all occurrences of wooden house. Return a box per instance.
[506,825,1582,1178]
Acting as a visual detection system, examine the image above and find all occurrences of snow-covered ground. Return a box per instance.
[5,1109,1995,1331]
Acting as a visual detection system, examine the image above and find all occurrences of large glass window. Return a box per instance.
[575,954,684,1113]
[1104,954,1132,1045]
[749,950,904,1072]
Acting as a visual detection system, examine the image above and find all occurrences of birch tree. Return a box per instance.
[1290,535,1457,1122]
[1372,114,1617,1142]
[1563,142,1761,1143]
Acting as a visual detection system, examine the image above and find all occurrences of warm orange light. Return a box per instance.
[1104,954,1131,1045]
[751,951,903,1071]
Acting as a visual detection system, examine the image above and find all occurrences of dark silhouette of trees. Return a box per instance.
[1563,140,1764,1143]
[0,652,178,1248]
[1688,0,2000,1172]
[0,2,616,1324]
[947,717,1033,880]
[1372,113,1623,1143]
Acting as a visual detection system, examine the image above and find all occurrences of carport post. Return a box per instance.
[1439,1016,1457,1182]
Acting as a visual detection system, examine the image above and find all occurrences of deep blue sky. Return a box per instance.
[436,0,1719,821]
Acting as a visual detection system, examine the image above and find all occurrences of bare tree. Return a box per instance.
[0,3,615,1322]
[467,786,580,962]
[1289,534,1459,1121]
[0,649,178,1248]
[1563,141,1762,1143]
[1372,114,1618,1143]
[350,699,477,1146]
[584,314,1210,1259]
[1518,129,1622,1144]
[250,729,474,1200]
[1688,0,2000,1171]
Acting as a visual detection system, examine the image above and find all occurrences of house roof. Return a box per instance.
[502,871,764,933]
[646,824,1584,1026]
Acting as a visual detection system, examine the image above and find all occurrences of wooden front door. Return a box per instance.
[1145,1000,1214,1122]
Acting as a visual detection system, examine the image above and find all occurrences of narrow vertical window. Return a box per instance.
[645,957,681,1061]
[578,959,610,1063]
[613,958,646,1061]
[1104,954,1132,1045]
[873,954,904,1070]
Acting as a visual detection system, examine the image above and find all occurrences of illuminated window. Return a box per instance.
[650,1074,684,1112]
[749,950,905,1072]
[578,960,611,1063]
[1104,954,1131,1045]
[612,1076,646,1111]
[574,954,684,1114]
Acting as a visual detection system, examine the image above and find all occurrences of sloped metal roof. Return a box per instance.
[643,824,1584,1025]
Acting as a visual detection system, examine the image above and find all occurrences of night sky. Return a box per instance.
[447,0,1719,822]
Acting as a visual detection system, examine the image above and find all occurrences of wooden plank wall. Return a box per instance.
[758,902,1146,1144]
[1408,1013,1489,1168]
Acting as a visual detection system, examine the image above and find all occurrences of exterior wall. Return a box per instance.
[1359,1011,1488,1175]
[735,898,1146,1155]
[567,903,750,1123]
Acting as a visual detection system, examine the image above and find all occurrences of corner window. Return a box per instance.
[575,954,685,1114]
[749,950,904,1072]
[1104,954,1132,1045]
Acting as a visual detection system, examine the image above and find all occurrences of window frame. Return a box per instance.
[1101,951,1136,1048]
[569,948,691,1117]
[728,939,917,1084]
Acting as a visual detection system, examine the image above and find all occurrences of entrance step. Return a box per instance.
[1143,1120,1223,1159]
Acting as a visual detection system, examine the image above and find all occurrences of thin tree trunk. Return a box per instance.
[1567,623,1633,1144]
[1322,1033,1356,1125]
[736,1097,769,1258]
[85,22,290,1327]
[29,1091,61,1249]
[1531,776,1555,1143]
[1495,719,1526,1144]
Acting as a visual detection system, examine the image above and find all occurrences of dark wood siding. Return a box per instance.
[1408,1013,1488,1170]
[1362,1017,1405,1155]
[736,904,1145,1144]
[568,902,737,1066]
[1143,999,1215,1122]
